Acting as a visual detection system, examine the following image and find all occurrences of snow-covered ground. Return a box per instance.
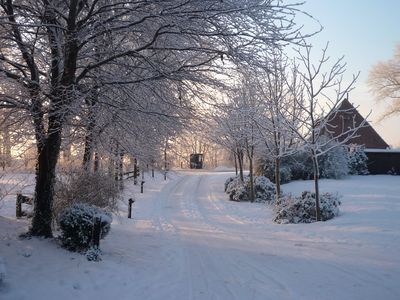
[0,171,399,300]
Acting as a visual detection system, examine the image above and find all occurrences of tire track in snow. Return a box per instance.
[162,172,293,300]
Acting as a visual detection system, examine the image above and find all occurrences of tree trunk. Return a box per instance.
[93,151,100,172]
[234,152,238,176]
[248,153,255,202]
[114,143,119,182]
[275,157,281,199]
[118,151,124,190]
[82,88,98,171]
[237,150,244,182]
[108,143,115,179]
[30,127,62,237]
[82,131,93,171]
[3,130,11,168]
[311,152,321,221]
[133,158,138,185]
[164,140,168,181]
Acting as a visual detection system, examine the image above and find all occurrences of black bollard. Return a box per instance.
[140,181,145,193]
[128,198,135,219]
[92,217,101,248]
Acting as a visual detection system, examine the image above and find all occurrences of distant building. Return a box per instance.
[325,98,389,149]
[190,153,204,169]
[326,99,399,174]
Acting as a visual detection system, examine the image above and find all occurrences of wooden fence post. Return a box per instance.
[16,194,22,218]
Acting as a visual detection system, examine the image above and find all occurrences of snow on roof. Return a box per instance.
[365,148,400,153]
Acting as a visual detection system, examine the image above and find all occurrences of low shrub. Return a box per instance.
[86,246,102,262]
[224,176,235,192]
[225,175,276,203]
[59,203,112,251]
[273,191,341,224]
[253,176,276,203]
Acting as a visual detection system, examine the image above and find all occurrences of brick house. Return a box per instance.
[326,99,400,174]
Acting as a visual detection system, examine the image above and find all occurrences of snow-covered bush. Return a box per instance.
[256,151,313,183]
[59,203,112,251]
[257,141,351,183]
[253,176,276,203]
[225,176,249,202]
[225,175,276,203]
[347,144,369,175]
[54,169,120,221]
[86,246,102,262]
[273,191,341,224]
[255,157,293,184]
[0,256,5,286]
[318,144,349,179]
[224,176,235,192]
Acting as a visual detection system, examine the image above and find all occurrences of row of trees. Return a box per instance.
[0,0,315,236]
[209,43,365,221]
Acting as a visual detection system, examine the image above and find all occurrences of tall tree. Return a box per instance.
[0,0,313,236]
[368,44,400,120]
[289,43,363,221]
[250,53,303,199]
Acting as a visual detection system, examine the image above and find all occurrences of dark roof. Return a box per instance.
[325,99,389,149]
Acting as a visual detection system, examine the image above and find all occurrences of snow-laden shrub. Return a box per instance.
[318,144,349,179]
[54,169,120,221]
[0,256,5,285]
[255,157,293,184]
[224,176,235,192]
[59,203,112,251]
[273,191,341,224]
[255,151,313,183]
[253,176,276,203]
[225,175,276,203]
[256,140,351,183]
[86,246,102,262]
[225,176,249,202]
[347,144,369,175]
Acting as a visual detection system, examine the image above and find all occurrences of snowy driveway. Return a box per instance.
[1,171,400,300]
[105,171,400,300]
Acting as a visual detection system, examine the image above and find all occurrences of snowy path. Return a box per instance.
[107,171,400,300]
[1,171,400,299]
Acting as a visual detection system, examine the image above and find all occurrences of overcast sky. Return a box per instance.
[297,0,400,147]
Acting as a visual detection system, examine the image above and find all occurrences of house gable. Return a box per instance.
[326,99,389,149]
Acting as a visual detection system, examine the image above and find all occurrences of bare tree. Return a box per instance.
[289,43,364,221]
[249,53,303,199]
[0,0,314,237]
[368,44,400,120]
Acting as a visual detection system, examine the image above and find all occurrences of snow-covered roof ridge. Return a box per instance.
[365,148,400,153]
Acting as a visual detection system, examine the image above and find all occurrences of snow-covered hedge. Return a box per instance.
[347,144,369,175]
[59,203,112,251]
[225,175,276,203]
[256,140,356,184]
[273,191,341,224]
[319,143,349,179]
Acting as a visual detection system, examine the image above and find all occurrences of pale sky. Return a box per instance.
[298,0,400,147]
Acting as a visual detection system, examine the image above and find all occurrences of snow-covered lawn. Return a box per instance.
[0,171,399,300]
